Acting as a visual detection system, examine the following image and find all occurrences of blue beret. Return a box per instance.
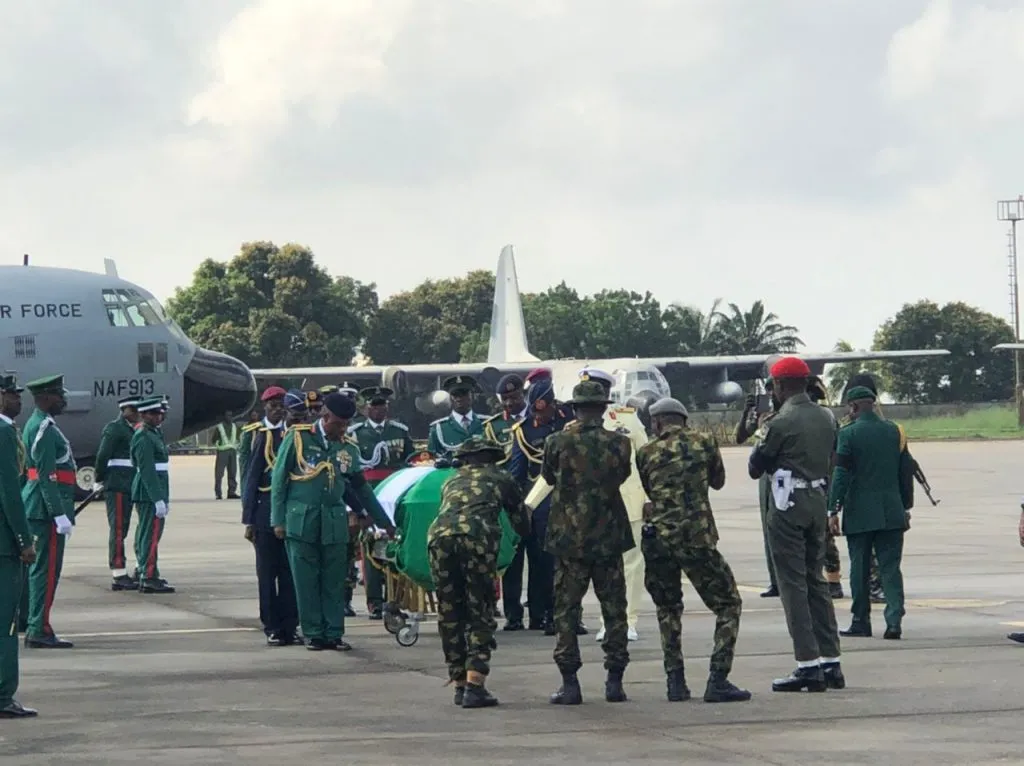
[284,389,308,412]
[324,393,357,419]
[526,376,554,410]
[496,374,524,396]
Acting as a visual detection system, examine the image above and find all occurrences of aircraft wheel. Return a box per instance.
[396,626,419,647]
[75,463,96,502]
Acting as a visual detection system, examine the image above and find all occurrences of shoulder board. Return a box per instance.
[242,422,261,433]
[429,417,447,426]
[388,420,409,431]
[348,421,364,431]
[345,435,359,446]
[482,413,503,424]
[291,424,314,432]
[614,406,636,413]
[510,420,524,432]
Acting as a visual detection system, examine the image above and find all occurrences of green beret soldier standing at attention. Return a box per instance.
[21,374,76,650]
[0,373,37,717]
[93,396,142,592]
[428,436,530,709]
[131,396,175,595]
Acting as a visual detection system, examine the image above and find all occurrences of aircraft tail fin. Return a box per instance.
[487,245,539,364]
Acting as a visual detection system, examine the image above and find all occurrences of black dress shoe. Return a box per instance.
[280,632,304,646]
[139,578,175,594]
[344,604,357,618]
[883,628,901,640]
[227,493,241,500]
[527,620,544,631]
[326,639,352,651]
[111,574,138,591]
[575,622,588,636]
[760,586,779,598]
[266,634,283,647]
[840,623,872,638]
[503,619,524,631]
[306,638,325,651]
[870,587,885,604]
[822,662,846,690]
[0,700,38,718]
[772,665,827,692]
[368,606,383,621]
[543,621,556,637]
[828,582,844,599]
[24,634,73,649]
[1008,632,1024,643]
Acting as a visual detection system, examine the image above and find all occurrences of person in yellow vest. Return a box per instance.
[211,412,240,500]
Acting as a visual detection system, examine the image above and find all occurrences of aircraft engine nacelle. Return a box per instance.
[382,367,409,397]
[710,381,744,404]
[415,390,450,416]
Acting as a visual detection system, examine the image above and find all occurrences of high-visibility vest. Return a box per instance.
[215,423,238,450]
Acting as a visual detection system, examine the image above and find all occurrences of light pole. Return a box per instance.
[997,198,1024,425]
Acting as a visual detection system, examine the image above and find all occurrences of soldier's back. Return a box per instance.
[771,397,836,482]
[637,425,723,549]
[429,464,516,549]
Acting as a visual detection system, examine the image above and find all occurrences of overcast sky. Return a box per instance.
[1,0,1021,352]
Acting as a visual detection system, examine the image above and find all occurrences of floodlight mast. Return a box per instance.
[997,198,1024,426]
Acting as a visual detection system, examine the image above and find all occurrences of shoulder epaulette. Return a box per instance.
[389,420,409,431]
[348,421,365,432]
[242,422,261,433]
[429,417,447,426]
[483,413,503,424]
[291,423,314,432]
[345,435,359,446]
[510,420,524,432]
[614,406,636,414]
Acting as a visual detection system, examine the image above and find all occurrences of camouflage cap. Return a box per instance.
[569,380,612,405]
[453,435,505,459]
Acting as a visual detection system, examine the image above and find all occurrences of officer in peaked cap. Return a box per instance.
[338,382,359,400]
[0,372,36,717]
[94,395,143,592]
[239,386,287,491]
[575,367,650,643]
[349,385,414,619]
[505,369,574,634]
[748,356,844,693]
[483,374,526,462]
[283,389,309,428]
[427,375,484,459]
[305,390,324,421]
[131,396,176,595]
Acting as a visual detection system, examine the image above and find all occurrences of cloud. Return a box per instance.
[0,0,1021,354]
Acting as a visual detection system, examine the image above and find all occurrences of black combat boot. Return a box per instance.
[550,672,583,705]
[772,665,827,693]
[453,685,465,706]
[829,582,844,599]
[822,662,846,689]
[666,668,691,702]
[462,679,499,709]
[604,669,627,702]
[703,671,752,702]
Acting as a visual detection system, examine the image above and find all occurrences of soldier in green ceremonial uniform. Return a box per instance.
[482,374,527,464]
[349,385,414,619]
[239,387,287,490]
[2,379,30,635]
[828,386,910,640]
[636,397,751,704]
[21,374,76,649]
[132,396,176,594]
[542,380,634,706]
[271,394,395,651]
[427,375,485,459]
[333,385,362,618]
[0,374,37,717]
[748,357,844,693]
[428,436,530,709]
[94,396,142,591]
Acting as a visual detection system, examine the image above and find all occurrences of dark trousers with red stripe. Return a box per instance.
[135,502,166,581]
[105,491,133,571]
[26,520,66,639]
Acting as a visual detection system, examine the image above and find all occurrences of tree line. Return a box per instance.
[166,241,1017,405]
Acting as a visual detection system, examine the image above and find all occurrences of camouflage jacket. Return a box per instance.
[636,424,725,549]
[427,464,529,552]
[541,419,634,560]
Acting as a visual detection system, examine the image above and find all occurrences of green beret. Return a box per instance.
[845,385,876,403]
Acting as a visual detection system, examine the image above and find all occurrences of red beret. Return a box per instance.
[525,368,553,383]
[770,357,811,379]
[261,386,287,402]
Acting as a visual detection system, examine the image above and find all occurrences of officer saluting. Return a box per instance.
[242,390,303,647]
[482,374,527,462]
[350,385,414,620]
[21,374,76,649]
[271,394,395,651]
[131,396,175,594]
[427,376,484,459]
[0,374,37,717]
[94,396,141,591]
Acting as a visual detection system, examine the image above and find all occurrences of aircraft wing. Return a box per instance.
[992,343,1024,351]
[641,349,952,379]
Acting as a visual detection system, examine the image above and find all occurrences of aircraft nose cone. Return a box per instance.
[181,347,256,437]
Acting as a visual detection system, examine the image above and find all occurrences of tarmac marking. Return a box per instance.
[906,599,1007,609]
[60,624,402,639]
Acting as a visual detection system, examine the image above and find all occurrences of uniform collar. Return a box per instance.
[264,417,284,430]
[451,411,475,423]
[0,414,12,426]
[367,418,385,429]
[780,392,811,411]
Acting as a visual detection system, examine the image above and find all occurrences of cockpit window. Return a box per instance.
[102,288,164,327]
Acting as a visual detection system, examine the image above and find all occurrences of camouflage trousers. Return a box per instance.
[427,535,498,681]
[641,538,742,675]
[824,527,842,582]
[552,555,629,674]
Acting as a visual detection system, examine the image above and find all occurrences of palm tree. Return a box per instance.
[825,339,887,401]
[663,299,729,355]
[712,300,803,355]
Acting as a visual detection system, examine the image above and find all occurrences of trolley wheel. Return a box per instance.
[396,625,419,647]
[383,611,406,635]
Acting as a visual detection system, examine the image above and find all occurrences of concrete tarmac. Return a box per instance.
[3,441,1024,764]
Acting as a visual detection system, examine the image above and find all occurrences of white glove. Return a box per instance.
[155,501,169,519]
[92,482,104,494]
[54,515,73,536]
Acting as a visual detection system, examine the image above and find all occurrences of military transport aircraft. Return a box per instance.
[0,256,257,497]
[252,245,950,424]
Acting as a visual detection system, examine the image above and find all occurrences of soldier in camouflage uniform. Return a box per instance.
[636,397,752,704]
[542,380,634,705]
[428,436,530,709]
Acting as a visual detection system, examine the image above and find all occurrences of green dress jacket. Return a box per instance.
[21,409,76,524]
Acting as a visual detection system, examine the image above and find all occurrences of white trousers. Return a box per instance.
[599,519,645,629]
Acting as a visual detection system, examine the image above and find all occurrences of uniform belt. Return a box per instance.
[154,462,169,472]
[364,468,396,482]
[106,458,133,468]
[27,468,76,485]
[791,478,826,489]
